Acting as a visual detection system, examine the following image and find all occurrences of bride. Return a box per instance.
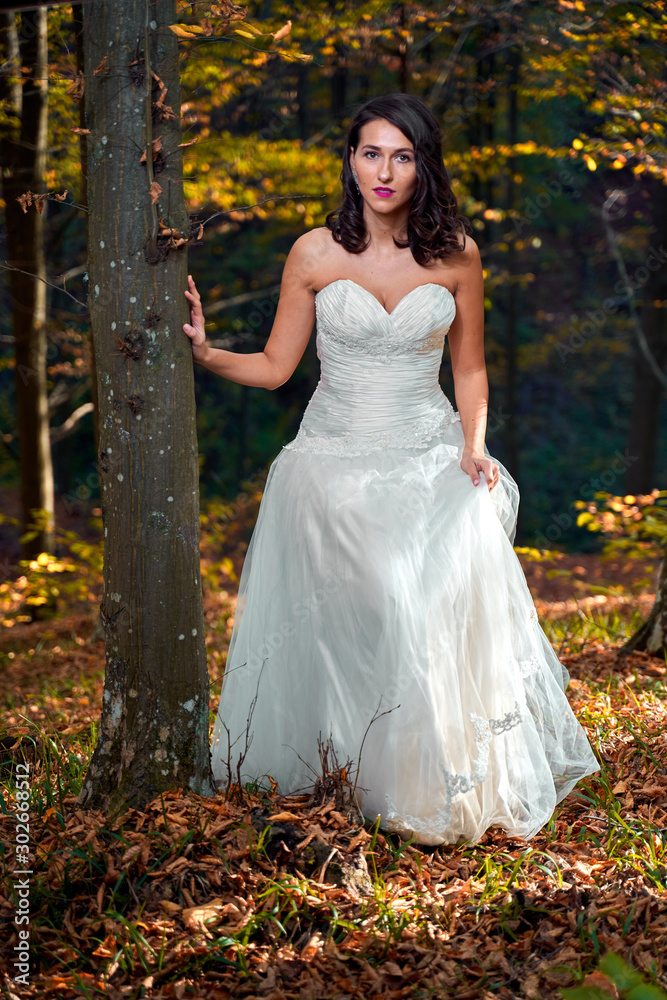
[183,93,599,846]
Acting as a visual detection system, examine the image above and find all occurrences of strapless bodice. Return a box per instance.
[283,279,460,457]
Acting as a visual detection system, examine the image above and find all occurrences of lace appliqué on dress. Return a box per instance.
[318,324,448,359]
[383,701,523,840]
[283,405,460,458]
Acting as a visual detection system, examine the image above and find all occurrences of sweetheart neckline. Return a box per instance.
[315,277,455,318]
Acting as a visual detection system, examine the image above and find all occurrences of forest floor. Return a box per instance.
[0,544,666,1000]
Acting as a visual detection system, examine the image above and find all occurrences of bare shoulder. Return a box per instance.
[455,230,481,262]
[283,227,336,292]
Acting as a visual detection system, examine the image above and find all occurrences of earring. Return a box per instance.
[352,172,360,193]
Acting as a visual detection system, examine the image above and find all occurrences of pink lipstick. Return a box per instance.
[373,187,394,197]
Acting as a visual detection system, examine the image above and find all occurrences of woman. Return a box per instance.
[183,93,599,846]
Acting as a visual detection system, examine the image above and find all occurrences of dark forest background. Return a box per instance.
[1,1,665,554]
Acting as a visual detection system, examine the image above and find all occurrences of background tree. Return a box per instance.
[0,7,54,560]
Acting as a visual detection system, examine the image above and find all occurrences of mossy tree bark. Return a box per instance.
[77,0,215,816]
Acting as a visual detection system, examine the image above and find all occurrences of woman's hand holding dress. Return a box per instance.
[460,452,500,491]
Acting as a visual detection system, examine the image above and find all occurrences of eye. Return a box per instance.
[363,151,412,162]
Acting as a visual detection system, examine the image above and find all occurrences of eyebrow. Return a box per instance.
[360,144,414,153]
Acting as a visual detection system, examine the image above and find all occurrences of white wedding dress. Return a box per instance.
[209,278,599,845]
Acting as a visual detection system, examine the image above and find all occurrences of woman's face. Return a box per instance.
[349,118,418,210]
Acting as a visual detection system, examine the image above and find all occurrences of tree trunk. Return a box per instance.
[0,7,55,558]
[621,181,667,657]
[397,2,408,93]
[623,179,667,494]
[77,0,215,817]
[72,0,99,457]
[505,44,521,540]
[623,545,667,658]
[296,63,309,142]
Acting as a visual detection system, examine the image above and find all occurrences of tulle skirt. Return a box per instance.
[210,419,599,845]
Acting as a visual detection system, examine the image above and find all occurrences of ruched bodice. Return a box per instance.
[285,279,460,457]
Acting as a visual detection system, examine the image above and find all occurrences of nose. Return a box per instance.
[377,158,392,182]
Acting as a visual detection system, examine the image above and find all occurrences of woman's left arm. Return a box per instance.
[447,234,499,492]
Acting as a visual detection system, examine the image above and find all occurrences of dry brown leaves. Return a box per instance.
[1,601,666,998]
[16,189,68,214]
[150,69,178,122]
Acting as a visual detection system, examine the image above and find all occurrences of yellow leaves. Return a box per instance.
[231,19,281,46]
[228,19,304,60]
[572,138,584,149]
[227,18,310,62]
[169,23,205,38]
[584,155,597,171]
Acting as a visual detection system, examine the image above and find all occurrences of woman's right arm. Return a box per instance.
[183,232,317,390]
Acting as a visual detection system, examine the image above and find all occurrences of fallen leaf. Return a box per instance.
[582,971,619,998]
[91,933,116,957]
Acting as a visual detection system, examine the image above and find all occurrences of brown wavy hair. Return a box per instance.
[325,93,472,266]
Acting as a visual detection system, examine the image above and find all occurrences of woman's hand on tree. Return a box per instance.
[460,452,500,491]
[183,274,208,361]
